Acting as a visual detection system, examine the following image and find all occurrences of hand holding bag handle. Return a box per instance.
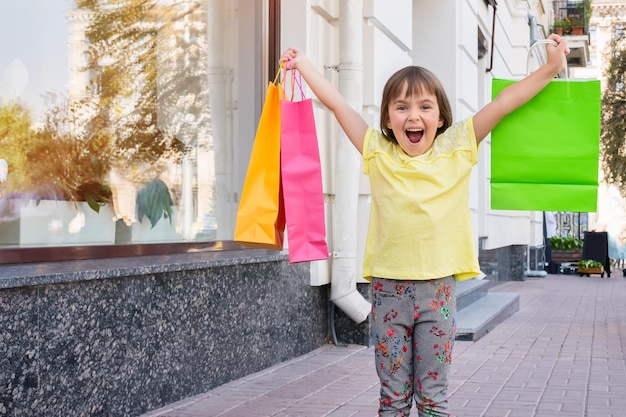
[527,39,568,79]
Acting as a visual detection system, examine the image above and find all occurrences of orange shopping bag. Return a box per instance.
[234,69,286,249]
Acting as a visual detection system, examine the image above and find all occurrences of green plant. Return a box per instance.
[578,259,603,268]
[76,180,112,213]
[549,235,583,250]
[0,100,113,213]
[570,17,584,27]
[136,178,174,228]
[554,18,572,32]
[585,0,593,25]
[601,33,626,193]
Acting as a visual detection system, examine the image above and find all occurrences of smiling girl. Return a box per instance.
[280,35,568,417]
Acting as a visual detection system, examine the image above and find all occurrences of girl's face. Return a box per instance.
[386,85,443,157]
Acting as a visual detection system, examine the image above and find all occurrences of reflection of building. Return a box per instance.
[548,211,588,240]
[66,4,223,241]
[67,10,93,100]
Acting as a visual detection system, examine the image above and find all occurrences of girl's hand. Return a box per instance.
[546,34,570,75]
[280,47,300,70]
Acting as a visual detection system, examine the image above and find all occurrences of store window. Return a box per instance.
[0,0,279,263]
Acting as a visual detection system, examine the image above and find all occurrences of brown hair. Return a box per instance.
[380,66,453,143]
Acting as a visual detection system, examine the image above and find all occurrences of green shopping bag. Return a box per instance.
[490,78,601,212]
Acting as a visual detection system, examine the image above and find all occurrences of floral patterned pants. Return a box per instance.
[371,276,457,417]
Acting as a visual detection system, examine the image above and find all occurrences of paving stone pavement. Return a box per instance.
[141,273,626,417]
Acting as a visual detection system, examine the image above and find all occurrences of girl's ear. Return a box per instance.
[437,119,444,128]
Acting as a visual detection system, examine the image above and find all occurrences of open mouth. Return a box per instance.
[406,128,423,144]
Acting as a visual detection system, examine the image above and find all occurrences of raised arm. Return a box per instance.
[280,48,369,154]
[473,34,570,144]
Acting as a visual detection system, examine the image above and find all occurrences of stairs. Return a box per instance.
[455,279,519,341]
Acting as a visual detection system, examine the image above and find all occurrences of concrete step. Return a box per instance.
[456,292,520,341]
[456,278,490,311]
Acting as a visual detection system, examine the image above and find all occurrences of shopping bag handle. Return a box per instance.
[282,59,307,101]
[527,39,568,79]
[272,66,282,85]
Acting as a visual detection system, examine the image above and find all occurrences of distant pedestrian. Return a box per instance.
[280,33,569,417]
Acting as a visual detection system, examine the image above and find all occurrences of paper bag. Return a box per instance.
[234,70,286,249]
[280,70,329,262]
[490,78,601,212]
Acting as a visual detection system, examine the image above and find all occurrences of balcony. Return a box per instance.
[551,0,591,67]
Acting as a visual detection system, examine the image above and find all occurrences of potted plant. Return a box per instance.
[577,259,604,276]
[570,18,584,35]
[0,100,118,246]
[554,18,572,35]
[110,174,181,244]
[549,235,583,263]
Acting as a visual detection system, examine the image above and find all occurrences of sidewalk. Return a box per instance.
[141,273,626,417]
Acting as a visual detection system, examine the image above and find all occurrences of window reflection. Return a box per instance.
[0,0,266,251]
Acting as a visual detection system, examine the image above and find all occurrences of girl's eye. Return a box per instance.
[396,105,407,111]
[421,105,432,110]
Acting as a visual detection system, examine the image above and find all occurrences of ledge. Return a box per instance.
[0,248,288,290]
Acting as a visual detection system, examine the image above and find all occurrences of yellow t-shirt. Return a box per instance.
[362,117,479,282]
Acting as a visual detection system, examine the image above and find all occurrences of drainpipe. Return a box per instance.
[330,0,371,324]
[529,13,538,45]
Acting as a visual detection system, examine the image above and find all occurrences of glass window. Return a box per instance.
[0,0,278,263]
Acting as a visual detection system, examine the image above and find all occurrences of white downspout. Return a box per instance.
[330,0,371,324]
[528,13,538,45]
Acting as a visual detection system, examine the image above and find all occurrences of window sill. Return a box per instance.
[0,248,287,290]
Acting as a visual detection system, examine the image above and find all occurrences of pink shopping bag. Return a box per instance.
[280,70,329,263]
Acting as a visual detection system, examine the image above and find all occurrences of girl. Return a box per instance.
[280,34,569,417]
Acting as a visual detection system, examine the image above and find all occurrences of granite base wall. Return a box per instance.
[0,251,359,417]
[479,244,527,281]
